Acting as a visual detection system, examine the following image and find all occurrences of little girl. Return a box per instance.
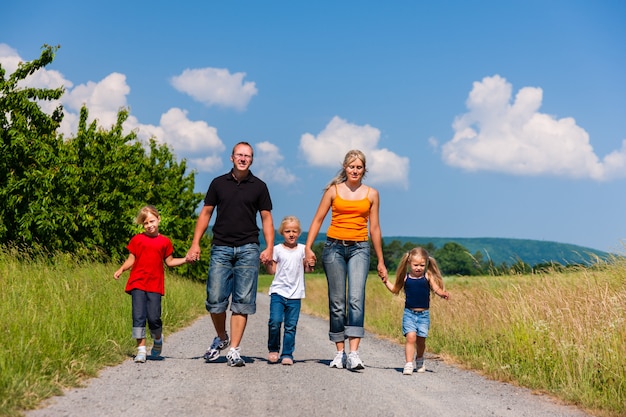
[265,216,312,365]
[114,205,188,363]
[382,247,449,375]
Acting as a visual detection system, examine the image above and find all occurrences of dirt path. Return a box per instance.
[26,294,590,417]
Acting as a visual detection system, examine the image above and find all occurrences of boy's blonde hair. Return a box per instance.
[278,215,301,234]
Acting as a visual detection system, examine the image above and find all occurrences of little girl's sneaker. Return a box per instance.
[151,338,163,357]
[416,357,425,373]
[402,362,414,375]
[134,351,147,363]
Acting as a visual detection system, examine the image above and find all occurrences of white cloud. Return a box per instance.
[61,72,129,131]
[253,141,298,186]
[0,44,227,174]
[299,116,409,188]
[442,74,626,181]
[170,67,258,111]
[0,44,21,74]
[186,155,224,173]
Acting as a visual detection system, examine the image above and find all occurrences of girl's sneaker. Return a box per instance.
[151,338,163,357]
[403,362,414,375]
[134,350,147,363]
[416,357,425,373]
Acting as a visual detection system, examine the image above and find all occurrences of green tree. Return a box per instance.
[0,44,65,245]
[434,242,477,276]
[0,45,207,276]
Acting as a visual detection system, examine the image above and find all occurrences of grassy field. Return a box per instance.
[2,248,624,417]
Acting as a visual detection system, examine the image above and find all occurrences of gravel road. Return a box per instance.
[27,294,590,417]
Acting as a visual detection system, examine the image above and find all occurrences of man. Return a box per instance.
[187,142,274,367]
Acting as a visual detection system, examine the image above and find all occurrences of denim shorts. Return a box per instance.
[206,243,260,315]
[402,308,430,337]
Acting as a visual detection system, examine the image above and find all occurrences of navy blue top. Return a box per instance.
[204,170,273,247]
[404,275,430,310]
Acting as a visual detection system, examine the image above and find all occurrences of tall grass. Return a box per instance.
[260,260,626,417]
[4,253,625,417]
[0,247,206,417]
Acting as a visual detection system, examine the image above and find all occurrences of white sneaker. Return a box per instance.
[403,362,414,375]
[226,347,245,367]
[329,350,346,368]
[134,350,147,363]
[416,357,425,373]
[346,351,364,371]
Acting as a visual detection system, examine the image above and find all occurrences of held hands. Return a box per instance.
[305,248,316,270]
[186,244,201,262]
[377,262,388,283]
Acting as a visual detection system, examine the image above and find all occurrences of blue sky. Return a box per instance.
[2,1,625,252]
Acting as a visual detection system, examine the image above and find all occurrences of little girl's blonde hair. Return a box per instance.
[390,247,444,295]
[135,205,160,225]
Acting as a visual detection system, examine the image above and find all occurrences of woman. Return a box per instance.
[305,149,388,371]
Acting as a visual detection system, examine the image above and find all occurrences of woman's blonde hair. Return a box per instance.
[278,215,302,235]
[390,247,444,295]
[324,149,367,191]
[135,205,160,225]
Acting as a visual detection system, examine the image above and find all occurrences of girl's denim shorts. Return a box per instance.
[402,308,430,337]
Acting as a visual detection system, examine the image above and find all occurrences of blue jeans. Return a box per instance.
[322,240,370,342]
[130,289,162,340]
[206,243,260,315]
[267,293,301,359]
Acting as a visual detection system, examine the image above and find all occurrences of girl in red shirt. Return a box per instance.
[114,205,188,363]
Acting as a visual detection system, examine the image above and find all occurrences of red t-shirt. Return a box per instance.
[124,233,173,295]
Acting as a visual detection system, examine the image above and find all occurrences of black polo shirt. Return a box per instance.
[204,170,273,247]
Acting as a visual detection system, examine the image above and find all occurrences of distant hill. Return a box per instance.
[291,233,609,267]
[382,236,609,266]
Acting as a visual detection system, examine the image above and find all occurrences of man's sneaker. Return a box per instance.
[403,362,414,375]
[151,338,163,357]
[329,350,347,368]
[346,351,364,371]
[226,347,245,367]
[416,357,425,373]
[134,350,147,363]
[203,334,230,362]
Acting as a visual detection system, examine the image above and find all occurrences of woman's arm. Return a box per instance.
[368,188,388,280]
[304,188,334,263]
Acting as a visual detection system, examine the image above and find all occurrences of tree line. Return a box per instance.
[301,239,573,277]
[2,45,573,279]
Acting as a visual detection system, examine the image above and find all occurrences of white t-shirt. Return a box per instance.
[268,243,306,299]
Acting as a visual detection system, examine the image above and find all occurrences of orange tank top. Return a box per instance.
[327,186,371,241]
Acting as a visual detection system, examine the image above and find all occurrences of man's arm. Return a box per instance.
[259,209,274,265]
[186,205,214,261]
